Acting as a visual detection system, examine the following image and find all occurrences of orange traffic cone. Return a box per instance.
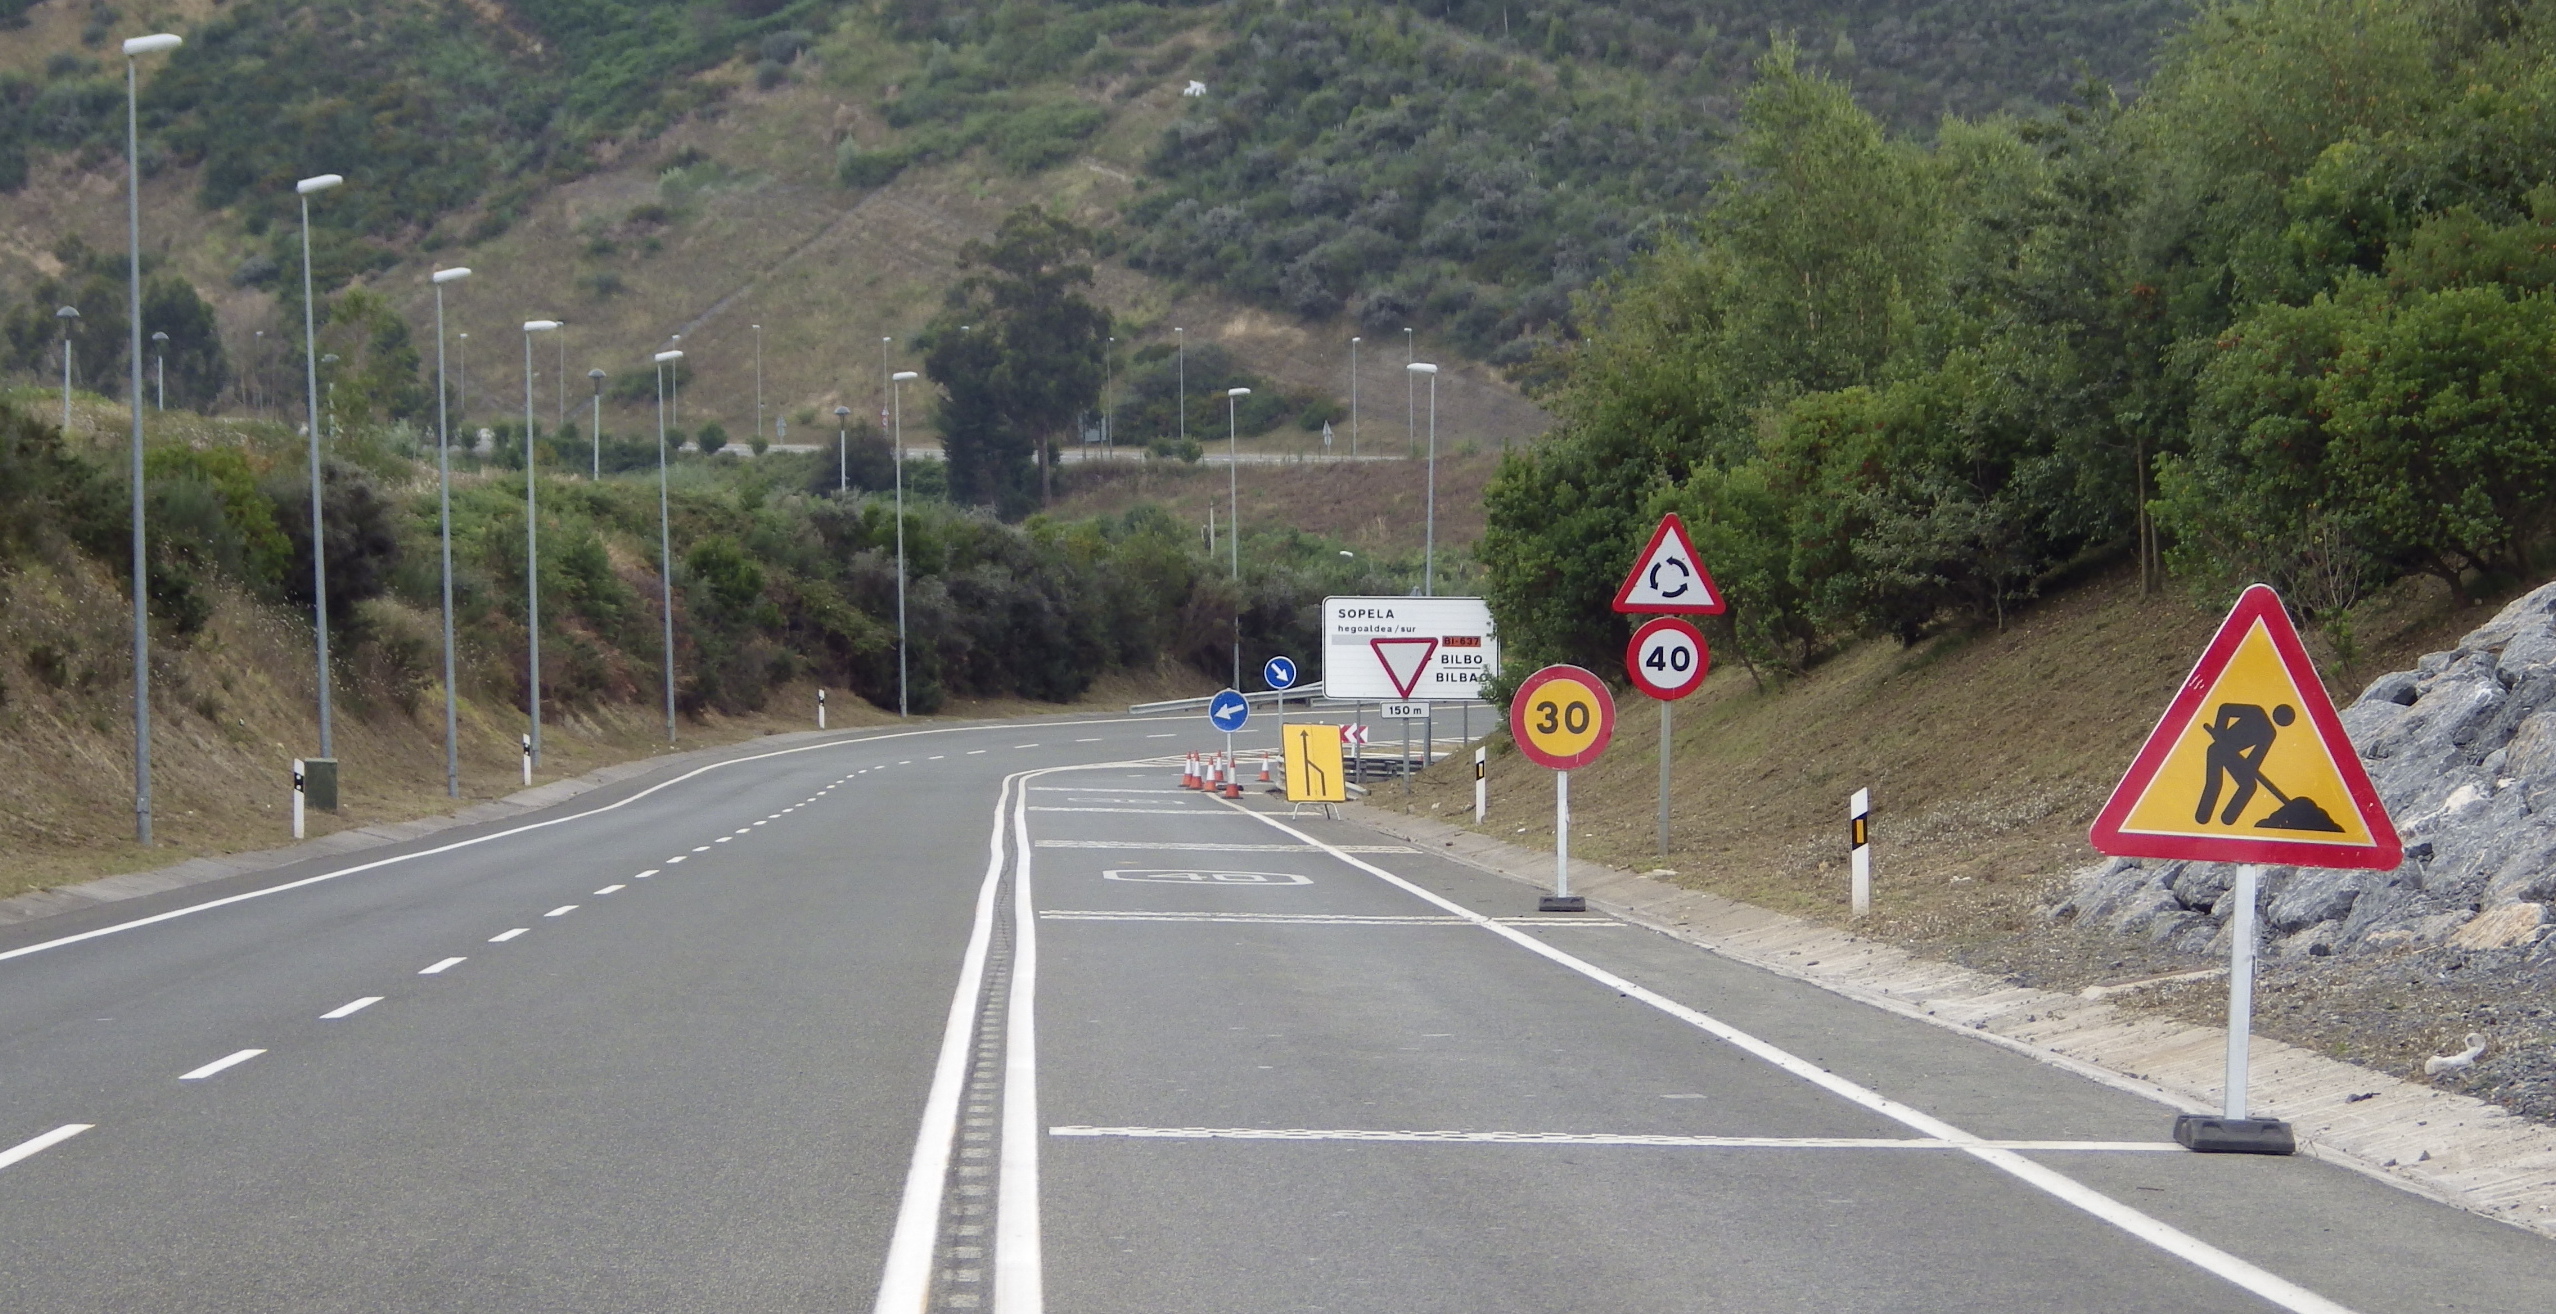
[1258,753,1272,783]
[1223,754,1243,799]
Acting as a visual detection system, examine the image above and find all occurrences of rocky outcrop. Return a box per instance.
[2054,582,2556,958]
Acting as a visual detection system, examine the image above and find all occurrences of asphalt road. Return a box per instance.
[2,713,2551,1312]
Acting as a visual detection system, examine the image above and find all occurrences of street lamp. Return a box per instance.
[891,370,919,717]
[834,404,851,492]
[654,350,684,742]
[1349,336,1360,458]
[522,318,561,770]
[588,368,606,477]
[1227,385,1249,690]
[55,306,77,431]
[1404,327,1415,456]
[1410,362,1440,595]
[123,32,181,844]
[879,336,892,449]
[295,173,345,767]
[150,331,167,411]
[431,266,471,798]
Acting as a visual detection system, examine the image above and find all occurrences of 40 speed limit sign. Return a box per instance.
[1510,664,1617,771]
[1624,617,1710,701]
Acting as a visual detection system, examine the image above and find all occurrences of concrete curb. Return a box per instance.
[0,729,852,929]
[1346,804,2556,1241]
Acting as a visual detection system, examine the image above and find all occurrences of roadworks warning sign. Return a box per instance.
[2090,585,2400,870]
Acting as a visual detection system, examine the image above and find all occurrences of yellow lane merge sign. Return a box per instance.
[1285,724,1348,803]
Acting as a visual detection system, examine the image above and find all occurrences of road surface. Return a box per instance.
[0,713,2548,1312]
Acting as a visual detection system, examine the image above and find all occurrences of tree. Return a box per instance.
[921,206,1111,517]
[142,275,231,412]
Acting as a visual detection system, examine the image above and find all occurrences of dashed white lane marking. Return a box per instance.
[179,1049,265,1080]
[634,869,659,879]
[0,1124,92,1170]
[1145,733,1177,738]
[490,928,528,942]
[968,749,988,755]
[594,884,626,895]
[1047,1127,2185,1151]
[419,957,467,975]
[1013,744,1040,749]
[321,997,382,1019]
[692,846,710,853]
[1074,738,1103,743]
[734,827,753,834]
[545,906,577,917]
[900,760,914,765]
[665,856,687,864]
[1033,840,1420,853]
[1038,911,1623,927]
[930,755,947,761]
[1217,802,2362,1314]
[715,837,733,843]
[751,821,768,827]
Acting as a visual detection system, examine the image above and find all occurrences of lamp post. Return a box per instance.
[669,333,682,431]
[522,318,561,769]
[1227,386,1249,691]
[121,30,181,844]
[752,322,763,449]
[55,306,77,431]
[1410,362,1440,595]
[150,331,167,411]
[1404,327,1415,456]
[653,350,683,742]
[294,172,345,765]
[892,370,919,717]
[1349,336,1360,458]
[833,404,851,492]
[879,335,892,446]
[588,368,605,478]
[431,266,471,798]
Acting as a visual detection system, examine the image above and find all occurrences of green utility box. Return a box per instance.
[301,757,339,812]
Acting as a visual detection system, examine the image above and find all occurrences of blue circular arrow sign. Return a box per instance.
[1208,688,1250,732]
[1262,655,1298,690]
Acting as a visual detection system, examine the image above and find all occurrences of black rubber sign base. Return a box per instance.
[1537,895,1587,913]
[2174,1114,2297,1155]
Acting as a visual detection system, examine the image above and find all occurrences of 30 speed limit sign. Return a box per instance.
[1624,616,1710,701]
[1509,664,1617,770]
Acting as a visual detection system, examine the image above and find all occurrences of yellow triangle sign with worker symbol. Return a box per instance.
[2090,585,2401,870]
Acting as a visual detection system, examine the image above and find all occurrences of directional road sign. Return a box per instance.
[1510,665,1617,771]
[2091,585,2400,869]
[1625,616,1710,700]
[1263,655,1298,690]
[1284,724,1347,803]
[1322,596,1499,702]
[1208,688,1251,733]
[1613,513,1724,615]
[1341,723,1371,747]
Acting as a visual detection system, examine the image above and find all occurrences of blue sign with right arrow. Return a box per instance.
[1208,688,1250,732]
[1262,655,1298,690]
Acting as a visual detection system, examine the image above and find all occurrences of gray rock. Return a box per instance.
[2268,868,2365,933]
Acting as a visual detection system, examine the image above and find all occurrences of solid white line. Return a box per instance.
[1046,1126,2184,1151]
[320,996,382,1019]
[1032,841,1419,853]
[1026,806,1214,816]
[634,869,659,879]
[871,772,1019,1314]
[1037,911,1620,927]
[545,906,576,917]
[594,884,625,894]
[419,956,466,975]
[179,1048,265,1080]
[0,715,1180,969]
[489,928,527,942]
[1214,799,2360,1314]
[999,773,1044,1313]
[0,1123,92,1170]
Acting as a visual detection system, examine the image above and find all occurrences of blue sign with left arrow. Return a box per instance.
[1208,688,1250,732]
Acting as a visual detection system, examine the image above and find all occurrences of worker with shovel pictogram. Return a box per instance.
[2197,702,2344,832]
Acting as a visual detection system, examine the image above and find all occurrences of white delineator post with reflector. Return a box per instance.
[2087,583,2401,1155]
[818,688,827,730]
[1474,744,1487,822]
[291,759,307,840]
[1849,788,1872,918]
[1510,665,1617,913]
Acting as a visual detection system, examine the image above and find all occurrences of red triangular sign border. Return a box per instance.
[2088,584,2402,870]
[1370,637,1438,699]
[1613,513,1725,615]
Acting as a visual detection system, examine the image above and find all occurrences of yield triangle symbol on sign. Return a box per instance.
[2090,585,2401,870]
[1613,513,1724,615]
[1370,637,1439,699]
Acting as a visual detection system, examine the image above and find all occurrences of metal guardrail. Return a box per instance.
[1129,683,1326,715]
